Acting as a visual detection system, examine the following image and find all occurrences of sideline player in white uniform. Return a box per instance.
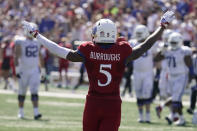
[155,32,192,126]
[158,29,172,99]
[14,23,42,120]
[130,25,157,123]
[155,29,173,118]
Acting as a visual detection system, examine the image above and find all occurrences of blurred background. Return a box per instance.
[1,0,197,43]
[0,0,197,89]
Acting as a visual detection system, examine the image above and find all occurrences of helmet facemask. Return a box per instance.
[133,25,149,42]
[169,41,180,50]
[24,22,38,39]
[168,32,183,50]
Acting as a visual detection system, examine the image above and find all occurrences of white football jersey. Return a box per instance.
[129,39,158,72]
[15,37,40,70]
[164,46,192,75]
[192,53,197,75]
[157,41,169,71]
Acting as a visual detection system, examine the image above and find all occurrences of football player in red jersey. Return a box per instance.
[58,41,72,88]
[22,11,175,131]
[0,37,15,90]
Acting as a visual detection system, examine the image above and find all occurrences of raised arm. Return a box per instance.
[36,34,84,62]
[126,26,164,62]
[22,21,84,62]
[126,11,174,63]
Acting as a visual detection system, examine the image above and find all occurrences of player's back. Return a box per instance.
[78,38,132,99]
[15,37,40,70]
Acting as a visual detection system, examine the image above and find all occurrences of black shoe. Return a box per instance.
[145,120,151,123]
[34,114,42,120]
[187,108,194,115]
[57,84,62,88]
[138,119,144,123]
[165,116,172,125]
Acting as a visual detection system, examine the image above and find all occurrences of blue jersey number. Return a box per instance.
[25,46,38,57]
[167,56,176,68]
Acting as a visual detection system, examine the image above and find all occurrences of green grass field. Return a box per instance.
[0,88,197,131]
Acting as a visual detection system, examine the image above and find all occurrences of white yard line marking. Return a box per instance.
[0,89,190,105]
[6,99,83,107]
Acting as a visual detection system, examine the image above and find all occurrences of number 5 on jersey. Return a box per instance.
[98,64,112,87]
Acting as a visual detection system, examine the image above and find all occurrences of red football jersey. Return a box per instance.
[2,42,14,58]
[77,37,132,99]
[58,43,72,66]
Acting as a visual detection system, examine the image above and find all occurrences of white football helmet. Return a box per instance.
[24,22,38,38]
[92,19,117,43]
[162,29,173,43]
[133,24,149,42]
[168,32,183,50]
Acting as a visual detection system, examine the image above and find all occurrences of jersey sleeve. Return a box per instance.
[14,36,25,45]
[183,46,192,56]
[14,39,22,45]
[36,40,41,49]
[122,42,133,59]
[77,42,90,60]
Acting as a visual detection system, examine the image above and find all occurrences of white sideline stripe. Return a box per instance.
[0,89,86,99]
[0,122,81,129]
[0,89,190,106]
[6,99,83,107]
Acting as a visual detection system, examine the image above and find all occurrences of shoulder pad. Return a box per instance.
[14,35,26,41]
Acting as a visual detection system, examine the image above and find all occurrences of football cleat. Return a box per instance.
[165,116,173,125]
[145,121,151,123]
[138,119,144,123]
[174,118,185,126]
[34,114,42,120]
[18,112,24,119]
[187,108,194,115]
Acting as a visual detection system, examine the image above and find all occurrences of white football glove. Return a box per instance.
[160,11,175,28]
[22,21,39,38]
